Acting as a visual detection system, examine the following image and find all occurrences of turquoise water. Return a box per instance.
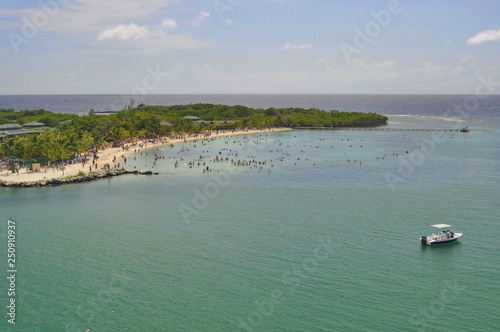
[1,116,499,331]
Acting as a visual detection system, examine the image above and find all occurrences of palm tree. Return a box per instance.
[80,131,93,153]
[45,140,71,162]
[109,127,127,142]
[10,136,34,160]
[60,131,80,155]
[91,131,108,152]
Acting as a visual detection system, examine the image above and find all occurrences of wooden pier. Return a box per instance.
[293,127,470,133]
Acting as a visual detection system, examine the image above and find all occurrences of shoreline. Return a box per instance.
[0,127,291,187]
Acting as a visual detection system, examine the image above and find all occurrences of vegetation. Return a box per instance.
[0,105,387,161]
[135,104,387,128]
[0,108,77,127]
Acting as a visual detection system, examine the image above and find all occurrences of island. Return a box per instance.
[0,104,387,187]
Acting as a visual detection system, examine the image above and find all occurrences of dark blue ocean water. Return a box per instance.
[1,94,499,120]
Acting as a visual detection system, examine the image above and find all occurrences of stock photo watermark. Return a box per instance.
[5,220,17,325]
[64,270,132,331]
[7,0,71,54]
[109,65,170,111]
[340,0,404,64]
[409,279,468,331]
[235,236,334,331]
[179,138,266,224]
[213,0,244,23]
[384,74,500,191]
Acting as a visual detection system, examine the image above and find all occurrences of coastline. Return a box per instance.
[0,127,291,187]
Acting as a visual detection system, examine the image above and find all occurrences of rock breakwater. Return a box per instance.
[0,169,158,188]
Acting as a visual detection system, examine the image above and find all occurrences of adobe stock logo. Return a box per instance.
[340,0,404,64]
[7,0,71,54]
[213,0,244,23]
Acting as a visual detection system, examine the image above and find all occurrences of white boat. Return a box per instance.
[420,224,463,245]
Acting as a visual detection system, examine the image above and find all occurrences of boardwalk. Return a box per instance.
[293,127,470,132]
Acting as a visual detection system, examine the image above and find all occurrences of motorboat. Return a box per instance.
[420,224,462,245]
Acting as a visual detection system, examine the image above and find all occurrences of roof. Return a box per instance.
[0,123,23,130]
[3,129,41,136]
[431,224,451,228]
[23,121,45,127]
[195,120,237,125]
[160,121,174,126]
[184,116,202,121]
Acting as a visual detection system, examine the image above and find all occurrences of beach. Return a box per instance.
[0,127,290,185]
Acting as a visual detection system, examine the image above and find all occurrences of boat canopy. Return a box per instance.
[431,224,451,228]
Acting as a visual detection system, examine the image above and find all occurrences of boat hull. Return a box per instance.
[421,232,463,245]
[429,237,459,245]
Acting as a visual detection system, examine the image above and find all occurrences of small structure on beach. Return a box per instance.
[31,163,41,172]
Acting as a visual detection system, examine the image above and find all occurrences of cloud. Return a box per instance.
[467,28,500,44]
[188,11,210,28]
[351,59,396,70]
[161,18,178,30]
[93,33,209,54]
[0,0,180,34]
[313,57,476,88]
[284,42,312,50]
[98,23,149,41]
[93,20,209,51]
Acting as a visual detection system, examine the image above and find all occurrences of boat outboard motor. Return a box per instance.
[420,236,427,244]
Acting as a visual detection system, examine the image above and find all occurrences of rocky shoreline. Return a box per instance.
[0,169,157,188]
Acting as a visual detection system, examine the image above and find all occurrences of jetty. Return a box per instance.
[0,169,157,188]
[294,127,470,132]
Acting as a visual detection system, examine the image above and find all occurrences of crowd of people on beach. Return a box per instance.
[0,130,230,176]
[0,127,434,182]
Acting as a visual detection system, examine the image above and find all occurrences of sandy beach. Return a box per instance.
[0,128,291,185]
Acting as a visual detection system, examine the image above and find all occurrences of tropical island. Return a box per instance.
[0,104,387,186]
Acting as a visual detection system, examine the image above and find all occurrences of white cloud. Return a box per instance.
[161,18,178,30]
[351,59,396,70]
[458,55,473,66]
[284,42,312,50]
[467,28,500,44]
[98,23,149,41]
[188,11,210,28]
[312,57,476,88]
[0,0,180,34]
[94,20,209,52]
[419,60,466,78]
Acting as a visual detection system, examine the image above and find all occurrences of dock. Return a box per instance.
[293,127,470,132]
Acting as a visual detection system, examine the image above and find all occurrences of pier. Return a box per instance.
[293,127,470,132]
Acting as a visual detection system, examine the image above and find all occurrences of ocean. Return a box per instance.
[0,95,499,331]
[1,94,500,120]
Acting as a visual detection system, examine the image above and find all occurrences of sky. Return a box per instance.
[0,0,499,94]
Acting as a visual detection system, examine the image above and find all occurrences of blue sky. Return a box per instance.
[0,0,499,94]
